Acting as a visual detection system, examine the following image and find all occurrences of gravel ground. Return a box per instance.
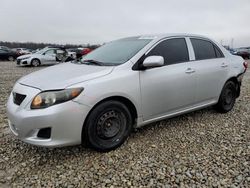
[0,61,249,187]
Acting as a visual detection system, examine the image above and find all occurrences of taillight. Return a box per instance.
[243,61,248,69]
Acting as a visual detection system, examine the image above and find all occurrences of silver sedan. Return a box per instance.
[7,34,247,151]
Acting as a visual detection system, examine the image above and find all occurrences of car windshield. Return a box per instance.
[78,37,152,66]
[35,47,56,54]
[35,48,48,54]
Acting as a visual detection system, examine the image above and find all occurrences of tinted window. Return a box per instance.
[147,38,189,65]
[56,49,65,54]
[214,45,224,58]
[45,49,56,55]
[191,38,217,60]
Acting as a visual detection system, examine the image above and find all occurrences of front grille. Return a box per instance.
[13,92,26,105]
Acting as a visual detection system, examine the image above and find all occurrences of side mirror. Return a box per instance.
[142,56,164,69]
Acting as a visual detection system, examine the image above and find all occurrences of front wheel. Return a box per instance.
[215,81,237,113]
[31,59,40,67]
[8,56,14,61]
[83,101,132,152]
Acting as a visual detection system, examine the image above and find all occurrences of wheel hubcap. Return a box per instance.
[33,60,39,66]
[97,110,122,139]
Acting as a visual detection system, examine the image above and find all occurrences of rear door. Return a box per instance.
[56,49,66,62]
[189,38,228,104]
[42,49,57,64]
[140,38,196,121]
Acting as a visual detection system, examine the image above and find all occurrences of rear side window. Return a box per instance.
[147,38,189,65]
[56,49,65,54]
[45,49,56,55]
[191,38,224,60]
[214,45,224,58]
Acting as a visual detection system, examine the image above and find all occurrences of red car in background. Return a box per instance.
[81,48,92,55]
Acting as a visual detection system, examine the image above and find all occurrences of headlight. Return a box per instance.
[31,88,83,109]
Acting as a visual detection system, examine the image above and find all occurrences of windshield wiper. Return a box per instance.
[82,59,104,66]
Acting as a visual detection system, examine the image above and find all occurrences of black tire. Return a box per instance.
[31,59,41,67]
[83,100,132,152]
[215,81,237,113]
[8,56,14,61]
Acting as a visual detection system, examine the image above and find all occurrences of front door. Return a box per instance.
[139,38,196,121]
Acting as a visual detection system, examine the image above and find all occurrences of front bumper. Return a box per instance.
[6,83,90,147]
[16,58,31,66]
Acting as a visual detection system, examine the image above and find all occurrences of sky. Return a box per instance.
[0,0,249,48]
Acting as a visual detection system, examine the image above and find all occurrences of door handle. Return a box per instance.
[221,63,228,68]
[185,68,195,74]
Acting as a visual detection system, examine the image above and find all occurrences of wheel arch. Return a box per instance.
[31,58,41,64]
[81,95,138,145]
[85,96,138,125]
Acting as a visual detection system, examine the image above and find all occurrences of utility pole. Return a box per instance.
[231,38,234,49]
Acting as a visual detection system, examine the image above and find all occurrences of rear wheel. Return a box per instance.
[215,81,237,113]
[31,59,40,67]
[83,101,132,152]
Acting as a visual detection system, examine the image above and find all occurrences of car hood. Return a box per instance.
[17,54,32,59]
[18,62,114,90]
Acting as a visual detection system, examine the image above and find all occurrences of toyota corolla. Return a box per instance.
[7,34,247,151]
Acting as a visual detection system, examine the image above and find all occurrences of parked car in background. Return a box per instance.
[235,48,250,59]
[0,48,18,61]
[12,48,32,56]
[7,34,247,151]
[66,50,77,60]
[67,47,92,59]
[228,49,237,55]
[0,46,11,51]
[16,47,74,66]
[80,47,92,56]
[32,49,41,53]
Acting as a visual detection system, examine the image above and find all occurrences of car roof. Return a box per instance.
[136,33,210,40]
[47,46,66,49]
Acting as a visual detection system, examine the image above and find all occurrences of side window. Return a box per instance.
[56,49,65,54]
[45,49,55,55]
[191,38,217,60]
[214,45,224,58]
[147,38,189,65]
